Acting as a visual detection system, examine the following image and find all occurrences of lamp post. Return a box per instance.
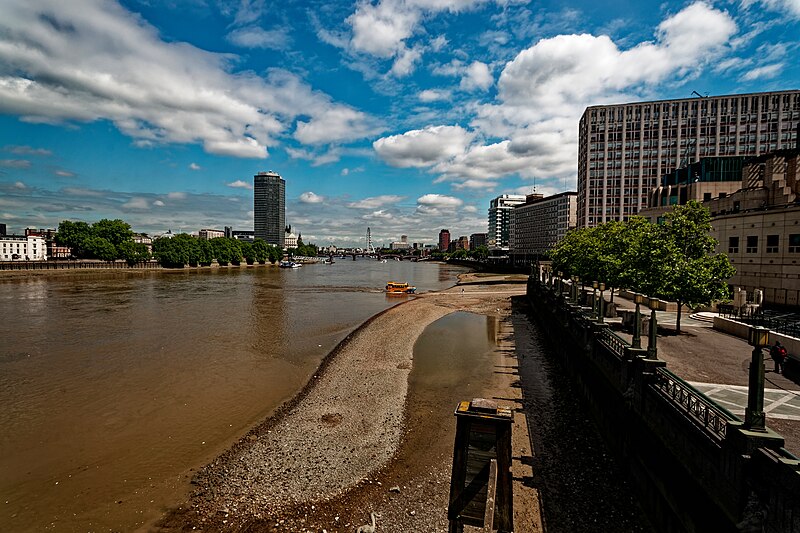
[572,276,579,304]
[745,326,770,432]
[558,271,564,298]
[632,293,645,349]
[592,281,599,320]
[598,282,605,323]
[647,298,659,359]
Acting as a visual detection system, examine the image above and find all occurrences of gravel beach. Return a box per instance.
[155,274,539,532]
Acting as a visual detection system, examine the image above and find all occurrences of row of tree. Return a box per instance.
[56,219,149,263]
[549,202,735,332]
[152,234,283,268]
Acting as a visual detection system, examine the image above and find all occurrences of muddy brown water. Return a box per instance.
[0,261,465,532]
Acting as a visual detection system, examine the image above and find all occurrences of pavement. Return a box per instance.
[601,292,800,456]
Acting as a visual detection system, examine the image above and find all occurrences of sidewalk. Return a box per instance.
[602,292,800,456]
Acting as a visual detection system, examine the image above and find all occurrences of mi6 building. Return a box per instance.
[254,171,285,248]
[578,90,800,228]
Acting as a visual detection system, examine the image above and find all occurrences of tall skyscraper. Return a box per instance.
[438,229,450,251]
[488,194,526,248]
[253,171,285,247]
[578,90,800,228]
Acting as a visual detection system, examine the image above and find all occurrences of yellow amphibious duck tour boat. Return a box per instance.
[385,281,417,294]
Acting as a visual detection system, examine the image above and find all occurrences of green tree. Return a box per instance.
[471,245,489,261]
[228,238,243,265]
[197,238,214,266]
[240,241,255,264]
[252,239,270,264]
[268,244,282,264]
[117,241,150,266]
[210,237,234,265]
[92,219,133,247]
[646,201,735,333]
[83,236,117,261]
[56,220,92,257]
[153,236,189,268]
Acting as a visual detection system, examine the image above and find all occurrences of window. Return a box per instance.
[789,234,800,253]
[728,236,739,253]
[746,235,758,253]
[703,193,712,202]
[766,235,779,253]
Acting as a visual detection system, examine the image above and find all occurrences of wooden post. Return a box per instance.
[483,459,498,532]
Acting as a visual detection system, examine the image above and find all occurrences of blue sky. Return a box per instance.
[0,0,798,247]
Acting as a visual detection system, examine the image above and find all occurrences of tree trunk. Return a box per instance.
[676,299,683,334]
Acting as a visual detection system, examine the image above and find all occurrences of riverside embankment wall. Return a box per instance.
[527,277,800,533]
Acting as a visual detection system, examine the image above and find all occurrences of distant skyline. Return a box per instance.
[1,0,799,246]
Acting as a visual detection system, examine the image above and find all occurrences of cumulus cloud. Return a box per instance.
[460,61,493,91]
[189,162,202,171]
[167,191,187,200]
[0,1,375,158]
[740,63,783,80]
[122,197,150,210]
[373,125,476,168]
[153,200,165,207]
[743,0,800,17]
[3,145,51,156]
[299,191,325,203]
[419,89,452,102]
[416,193,463,215]
[348,195,405,209]
[226,180,253,189]
[55,169,76,177]
[376,2,738,188]
[14,181,26,189]
[0,159,31,168]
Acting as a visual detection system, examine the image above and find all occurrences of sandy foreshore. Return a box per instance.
[156,274,539,532]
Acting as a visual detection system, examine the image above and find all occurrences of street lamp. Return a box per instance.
[572,276,579,304]
[558,271,564,297]
[598,282,606,323]
[592,281,599,320]
[632,293,645,349]
[745,326,770,432]
[647,298,659,359]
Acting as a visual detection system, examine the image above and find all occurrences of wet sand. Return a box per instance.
[155,275,539,532]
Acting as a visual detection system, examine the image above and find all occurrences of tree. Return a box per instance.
[471,245,489,261]
[118,241,150,266]
[56,220,92,257]
[252,239,270,264]
[241,241,255,264]
[83,236,117,261]
[268,243,282,264]
[646,201,735,334]
[153,235,190,268]
[92,219,133,247]
[197,238,214,266]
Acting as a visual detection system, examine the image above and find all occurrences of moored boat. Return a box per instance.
[279,261,301,268]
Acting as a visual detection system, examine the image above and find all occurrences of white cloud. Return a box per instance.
[341,168,350,176]
[463,205,478,213]
[0,1,376,158]
[122,197,150,210]
[167,192,187,200]
[226,180,253,189]
[362,209,393,220]
[294,107,381,145]
[299,191,324,204]
[55,170,75,177]
[453,179,498,190]
[417,193,463,208]
[460,61,493,91]
[0,159,31,168]
[227,26,290,49]
[390,46,424,77]
[153,200,165,207]
[189,162,202,171]
[348,195,405,209]
[3,145,51,156]
[740,63,783,80]
[419,89,452,102]
[373,125,475,168]
[743,0,800,17]
[14,181,26,189]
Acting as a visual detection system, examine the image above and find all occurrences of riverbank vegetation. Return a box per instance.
[550,202,735,332]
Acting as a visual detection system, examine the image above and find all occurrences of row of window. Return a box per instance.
[728,235,800,254]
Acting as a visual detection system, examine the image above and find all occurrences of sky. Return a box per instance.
[0,0,798,247]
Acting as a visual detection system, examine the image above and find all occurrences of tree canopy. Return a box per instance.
[549,202,735,332]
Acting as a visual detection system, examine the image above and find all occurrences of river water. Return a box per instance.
[0,260,465,532]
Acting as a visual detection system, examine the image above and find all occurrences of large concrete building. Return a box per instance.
[438,229,450,252]
[469,232,487,250]
[488,194,526,249]
[1,234,46,261]
[254,171,285,248]
[510,192,577,265]
[578,90,800,228]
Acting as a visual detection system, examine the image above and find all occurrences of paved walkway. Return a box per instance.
[601,292,800,455]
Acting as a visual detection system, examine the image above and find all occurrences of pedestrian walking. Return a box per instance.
[769,340,788,374]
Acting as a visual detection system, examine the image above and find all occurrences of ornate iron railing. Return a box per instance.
[653,368,739,441]
[598,327,628,359]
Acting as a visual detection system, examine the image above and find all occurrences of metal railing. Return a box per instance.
[598,328,628,359]
[652,368,739,441]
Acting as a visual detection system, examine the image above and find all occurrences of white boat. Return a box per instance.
[279,261,301,268]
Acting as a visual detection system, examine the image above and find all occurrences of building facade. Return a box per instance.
[1,234,46,261]
[469,233,487,250]
[509,192,577,265]
[198,229,225,240]
[488,194,527,248]
[578,90,800,228]
[254,171,285,248]
[438,229,450,251]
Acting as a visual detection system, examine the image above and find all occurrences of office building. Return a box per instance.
[509,192,577,265]
[578,90,800,228]
[489,194,527,249]
[1,234,46,261]
[438,229,450,251]
[469,233,487,250]
[199,229,225,240]
[254,171,285,247]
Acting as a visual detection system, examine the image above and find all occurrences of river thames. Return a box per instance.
[0,260,467,532]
